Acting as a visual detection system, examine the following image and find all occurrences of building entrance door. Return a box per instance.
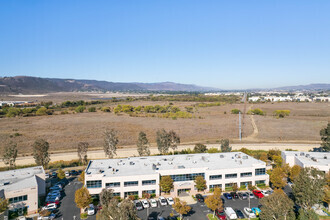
[178,188,190,196]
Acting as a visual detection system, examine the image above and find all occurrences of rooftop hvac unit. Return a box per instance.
[242,156,248,159]
[129,162,135,165]
[324,156,328,159]
[306,154,310,158]
[220,155,224,158]
[193,160,197,164]
[300,153,305,156]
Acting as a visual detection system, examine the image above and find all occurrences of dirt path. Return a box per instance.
[0,143,318,167]
[245,105,259,140]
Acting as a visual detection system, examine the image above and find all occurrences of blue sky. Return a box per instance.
[0,1,329,89]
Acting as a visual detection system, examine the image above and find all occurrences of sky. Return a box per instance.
[0,1,330,90]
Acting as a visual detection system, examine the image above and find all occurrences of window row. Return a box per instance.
[255,168,266,176]
[105,180,156,188]
[170,173,205,182]
[9,195,28,204]
[86,180,102,188]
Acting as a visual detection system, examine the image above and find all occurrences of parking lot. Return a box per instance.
[137,194,261,220]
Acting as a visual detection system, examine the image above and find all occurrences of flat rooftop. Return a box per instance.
[86,152,265,177]
[283,151,330,167]
[0,166,44,191]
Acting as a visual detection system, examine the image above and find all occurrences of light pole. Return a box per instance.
[245,183,250,220]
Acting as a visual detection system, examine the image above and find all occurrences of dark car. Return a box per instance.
[52,172,57,178]
[230,192,239,199]
[70,170,78,176]
[238,192,248,200]
[215,209,226,220]
[134,200,143,211]
[235,209,245,219]
[195,194,204,202]
[223,193,232,200]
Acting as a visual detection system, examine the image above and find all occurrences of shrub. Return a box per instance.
[273,110,290,118]
[75,105,85,113]
[36,107,48,116]
[231,109,241,114]
[88,107,96,112]
[101,107,111,112]
[80,213,88,219]
[248,108,264,115]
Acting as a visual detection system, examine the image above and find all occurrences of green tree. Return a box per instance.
[75,187,92,211]
[2,141,18,168]
[320,122,330,151]
[103,129,119,159]
[36,107,48,116]
[270,167,287,189]
[78,171,85,183]
[77,142,89,165]
[194,176,207,191]
[220,139,231,152]
[75,105,85,113]
[289,165,301,181]
[0,198,8,213]
[136,131,150,156]
[259,189,295,220]
[324,185,330,212]
[100,188,114,207]
[159,176,173,193]
[232,183,238,192]
[101,107,111,112]
[57,168,65,179]
[88,107,96,112]
[172,198,191,220]
[292,167,326,211]
[33,139,50,168]
[297,209,318,220]
[168,130,180,150]
[6,107,21,117]
[205,188,223,218]
[194,143,208,153]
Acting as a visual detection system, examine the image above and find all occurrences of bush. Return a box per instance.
[273,110,290,118]
[80,213,88,219]
[248,108,264,115]
[231,109,241,114]
[101,107,111,112]
[75,105,85,113]
[88,107,96,112]
[36,107,48,116]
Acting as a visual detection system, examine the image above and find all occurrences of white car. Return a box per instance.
[65,171,70,177]
[42,203,57,210]
[224,207,237,219]
[249,193,254,199]
[158,196,167,206]
[244,207,256,218]
[45,173,49,179]
[150,199,157,208]
[141,199,150,208]
[87,204,95,215]
[166,197,174,205]
[261,190,269,197]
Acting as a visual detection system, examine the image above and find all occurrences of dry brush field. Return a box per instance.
[0,100,329,154]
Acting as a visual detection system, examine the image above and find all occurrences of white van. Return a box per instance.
[87,204,95,215]
[225,207,237,219]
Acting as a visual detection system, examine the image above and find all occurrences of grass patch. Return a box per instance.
[207,213,218,220]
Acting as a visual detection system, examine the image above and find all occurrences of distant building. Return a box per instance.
[85,152,269,198]
[248,96,261,102]
[0,166,46,216]
[281,151,330,173]
[313,97,330,102]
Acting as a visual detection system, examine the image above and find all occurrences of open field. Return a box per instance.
[0,100,329,155]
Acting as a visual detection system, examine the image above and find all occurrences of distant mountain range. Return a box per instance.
[0,76,218,94]
[272,84,330,91]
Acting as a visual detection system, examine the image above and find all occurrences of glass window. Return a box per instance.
[86,180,102,188]
[209,184,222,189]
[8,195,28,204]
[255,180,265,185]
[113,192,120,197]
[170,173,205,182]
[142,190,156,194]
[240,172,252,177]
[142,180,156,185]
[124,181,138,187]
[255,168,266,176]
[106,182,120,188]
[124,191,138,197]
[240,181,252,187]
[209,175,222,180]
[225,173,237,179]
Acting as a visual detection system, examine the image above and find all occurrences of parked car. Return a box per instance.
[70,170,78,175]
[195,194,204,202]
[150,199,157,208]
[167,197,174,205]
[45,200,60,206]
[134,200,143,210]
[235,209,245,219]
[252,190,264,198]
[158,196,167,206]
[215,209,226,220]
[243,207,256,218]
[249,192,254,199]
[238,192,248,200]
[157,216,166,220]
[223,193,232,200]
[230,192,239,199]
[225,207,238,219]
[141,199,149,208]
[268,189,274,195]
[65,171,70,177]
[46,195,60,201]
[45,173,49,179]
[261,190,269,197]
[87,204,95,215]
[42,203,57,210]
[252,207,261,216]
[51,172,57,178]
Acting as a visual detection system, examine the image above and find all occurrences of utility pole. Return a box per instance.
[239,112,242,141]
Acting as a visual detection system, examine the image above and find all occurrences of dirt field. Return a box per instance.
[0,100,329,154]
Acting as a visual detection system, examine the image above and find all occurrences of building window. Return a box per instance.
[142,190,156,195]
[255,180,265,185]
[113,192,120,197]
[124,181,138,187]
[209,175,222,180]
[225,173,237,179]
[240,181,252,187]
[106,182,120,188]
[124,191,138,197]
[255,168,266,176]
[240,172,252,178]
[142,180,156,185]
[225,183,237,188]
[9,195,28,204]
[170,173,205,182]
[209,184,222,189]
[86,180,102,188]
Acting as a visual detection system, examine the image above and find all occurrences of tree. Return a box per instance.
[205,188,223,218]
[103,129,119,159]
[75,105,85,113]
[33,139,50,168]
[118,199,140,220]
[232,183,238,192]
[172,198,191,220]
[156,129,180,154]
[2,141,18,168]
[220,139,231,152]
[136,132,150,156]
[36,107,47,116]
[0,198,8,213]
[320,122,330,151]
[194,143,208,153]
[75,187,92,211]
[292,167,326,211]
[98,198,140,220]
[168,130,180,150]
[88,107,96,112]
[289,165,301,181]
[297,209,318,220]
[100,188,114,207]
[159,176,173,193]
[77,142,89,165]
[270,167,287,189]
[259,189,295,220]
[324,185,330,212]
[78,171,85,183]
[57,168,65,179]
[194,176,206,191]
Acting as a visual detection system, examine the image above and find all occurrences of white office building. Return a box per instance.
[85,152,269,198]
[281,151,330,173]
